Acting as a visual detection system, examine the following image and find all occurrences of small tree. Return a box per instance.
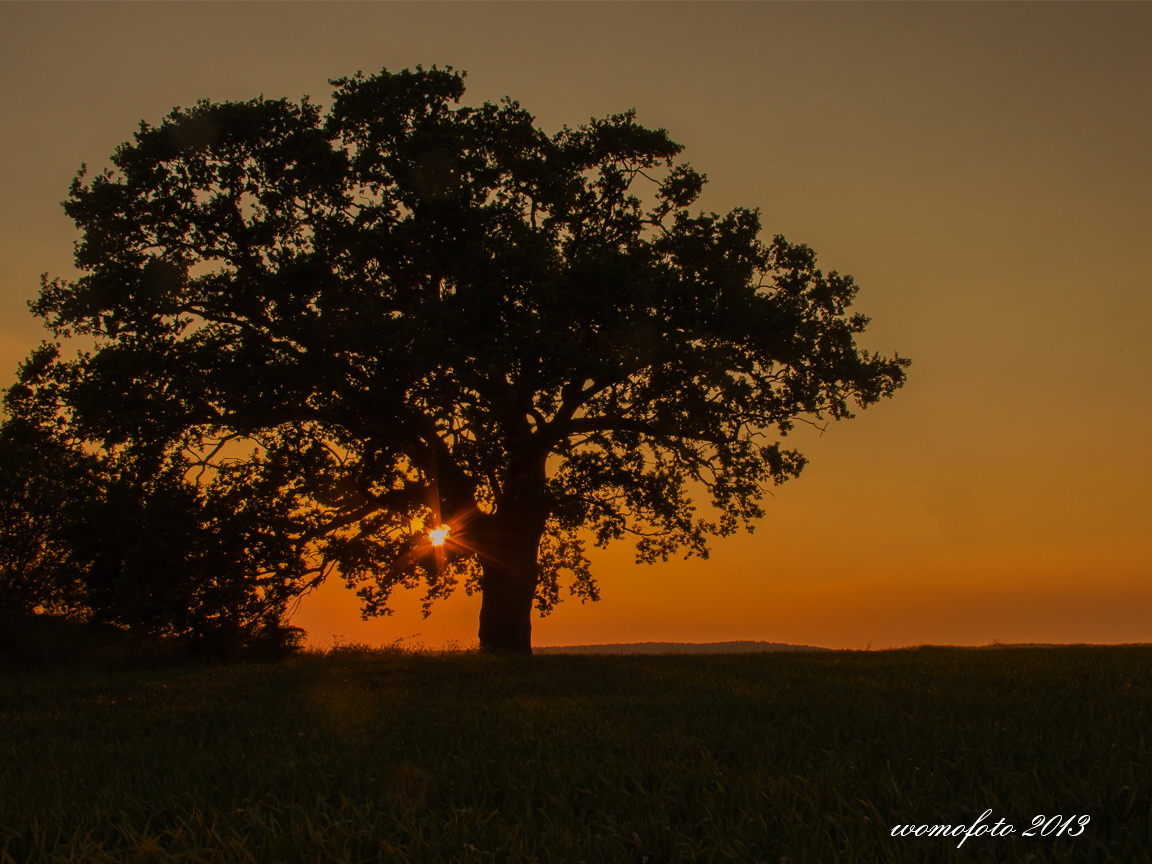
[1,353,309,652]
[0,416,96,616]
[10,67,908,653]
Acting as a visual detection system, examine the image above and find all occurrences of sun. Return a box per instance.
[428,526,450,547]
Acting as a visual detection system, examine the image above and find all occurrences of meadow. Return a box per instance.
[1,645,1149,863]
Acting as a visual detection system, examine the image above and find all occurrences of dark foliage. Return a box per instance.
[2,66,907,653]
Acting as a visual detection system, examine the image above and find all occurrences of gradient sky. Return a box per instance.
[2,2,1149,649]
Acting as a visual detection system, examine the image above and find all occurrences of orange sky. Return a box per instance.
[2,2,1149,649]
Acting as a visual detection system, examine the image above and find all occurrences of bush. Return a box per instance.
[0,610,306,669]
[0,610,161,668]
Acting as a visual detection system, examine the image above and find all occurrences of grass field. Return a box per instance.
[1,645,1150,863]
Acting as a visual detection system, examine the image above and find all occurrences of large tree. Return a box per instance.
[10,67,908,653]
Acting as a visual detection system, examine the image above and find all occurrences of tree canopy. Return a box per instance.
[2,66,908,653]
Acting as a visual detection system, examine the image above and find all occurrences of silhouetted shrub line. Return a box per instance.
[0,610,305,670]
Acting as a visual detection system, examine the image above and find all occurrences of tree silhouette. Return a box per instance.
[7,67,908,653]
[0,401,304,653]
[0,416,96,616]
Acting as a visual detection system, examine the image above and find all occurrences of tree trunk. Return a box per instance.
[476,521,541,654]
[470,448,549,655]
